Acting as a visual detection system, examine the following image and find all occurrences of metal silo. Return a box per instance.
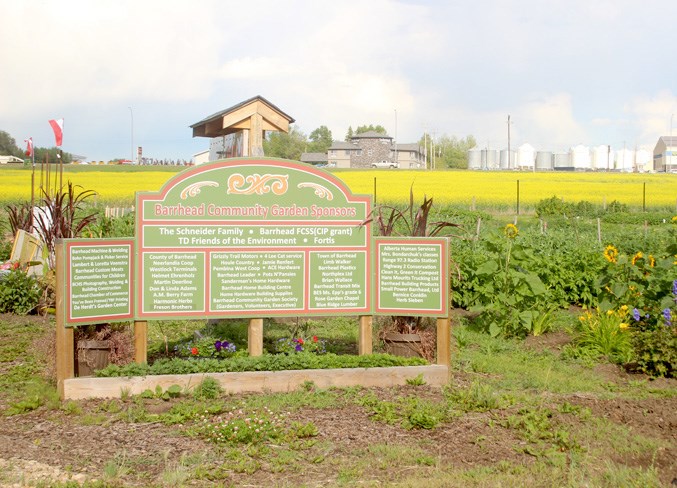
[591,145,613,171]
[535,151,553,170]
[570,145,591,170]
[553,152,572,171]
[499,150,514,169]
[615,149,634,172]
[486,149,499,170]
[516,143,536,170]
[468,149,482,170]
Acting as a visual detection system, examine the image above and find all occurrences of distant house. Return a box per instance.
[299,152,328,165]
[0,155,25,165]
[653,136,677,172]
[192,150,210,166]
[305,131,424,169]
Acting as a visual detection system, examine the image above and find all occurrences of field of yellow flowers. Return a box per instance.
[1,166,676,210]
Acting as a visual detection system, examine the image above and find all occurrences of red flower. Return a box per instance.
[191,347,198,355]
[313,336,318,342]
[297,338,304,345]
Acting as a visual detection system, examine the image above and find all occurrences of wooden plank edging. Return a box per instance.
[63,365,449,400]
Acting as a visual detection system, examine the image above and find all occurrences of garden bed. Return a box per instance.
[62,364,449,400]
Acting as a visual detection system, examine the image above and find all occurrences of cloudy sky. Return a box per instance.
[1,0,676,161]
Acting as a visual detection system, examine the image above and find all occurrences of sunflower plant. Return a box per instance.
[463,223,553,337]
[596,242,676,330]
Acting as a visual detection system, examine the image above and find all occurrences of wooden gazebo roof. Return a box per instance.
[190,95,295,138]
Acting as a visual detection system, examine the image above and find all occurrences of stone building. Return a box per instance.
[317,131,424,169]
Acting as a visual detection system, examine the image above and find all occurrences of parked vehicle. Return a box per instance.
[371,160,399,169]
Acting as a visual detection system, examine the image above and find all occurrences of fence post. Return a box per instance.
[248,318,264,356]
[134,321,148,364]
[55,241,74,399]
[358,315,372,355]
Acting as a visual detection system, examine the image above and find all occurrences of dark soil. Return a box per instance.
[0,314,675,487]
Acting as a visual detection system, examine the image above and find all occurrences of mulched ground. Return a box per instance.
[0,315,675,486]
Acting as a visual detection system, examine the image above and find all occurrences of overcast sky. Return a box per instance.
[1,0,676,161]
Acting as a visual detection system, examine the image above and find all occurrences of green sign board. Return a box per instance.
[374,238,449,317]
[61,159,451,326]
[63,239,134,326]
[136,158,371,318]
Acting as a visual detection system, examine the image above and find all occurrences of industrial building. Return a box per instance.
[468,139,660,172]
[653,136,677,172]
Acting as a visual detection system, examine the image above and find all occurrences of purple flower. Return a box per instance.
[673,280,677,300]
[295,344,303,352]
[632,308,641,321]
[215,340,222,352]
[663,308,672,326]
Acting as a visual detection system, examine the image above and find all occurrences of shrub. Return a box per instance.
[566,308,634,364]
[0,268,41,314]
[535,196,574,218]
[630,327,676,378]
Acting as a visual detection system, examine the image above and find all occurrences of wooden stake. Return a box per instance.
[436,317,451,369]
[134,321,148,364]
[248,318,264,356]
[358,315,372,355]
[55,241,74,399]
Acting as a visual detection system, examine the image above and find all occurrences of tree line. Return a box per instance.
[263,124,476,169]
[0,130,73,164]
[2,126,477,169]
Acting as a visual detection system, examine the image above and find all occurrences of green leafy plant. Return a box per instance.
[174,335,239,359]
[193,376,223,399]
[275,336,327,354]
[362,186,460,335]
[463,224,553,337]
[630,326,676,378]
[96,352,427,377]
[566,308,634,364]
[0,267,41,314]
[33,181,98,268]
[195,406,286,445]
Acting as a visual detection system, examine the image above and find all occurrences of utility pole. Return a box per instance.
[507,114,511,169]
[422,124,428,170]
[128,107,134,163]
[394,109,398,167]
[670,113,674,173]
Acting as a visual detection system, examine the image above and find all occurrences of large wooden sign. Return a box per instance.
[136,158,372,319]
[61,158,450,326]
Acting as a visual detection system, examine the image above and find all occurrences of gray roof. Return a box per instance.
[658,136,677,145]
[189,95,295,128]
[351,130,392,139]
[300,152,328,163]
[328,140,358,150]
[393,143,421,152]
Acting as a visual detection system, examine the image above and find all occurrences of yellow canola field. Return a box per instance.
[339,170,677,208]
[1,168,676,209]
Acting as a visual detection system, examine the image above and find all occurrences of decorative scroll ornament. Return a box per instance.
[180,181,219,200]
[227,174,289,195]
[297,182,334,201]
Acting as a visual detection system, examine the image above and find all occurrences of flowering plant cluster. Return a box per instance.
[597,243,676,331]
[196,406,285,445]
[275,336,327,354]
[174,335,238,359]
[570,306,634,364]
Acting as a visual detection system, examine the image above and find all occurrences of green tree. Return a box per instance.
[0,130,23,157]
[263,125,308,160]
[355,124,387,135]
[307,125,333,153]
[34,147,73,165]
[418,133,476,169]
[344,126,354,142]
